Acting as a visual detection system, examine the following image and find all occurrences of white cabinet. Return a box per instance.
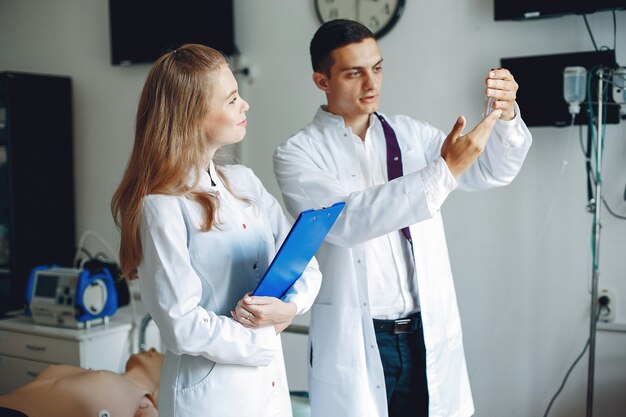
[0,315,132,394]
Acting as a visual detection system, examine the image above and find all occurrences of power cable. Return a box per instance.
[583,15,599,51]
[602,197,626,220]
[612,10,617,51]
[542,309,601,417]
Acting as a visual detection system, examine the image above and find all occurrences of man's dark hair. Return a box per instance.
[310,19,374,76]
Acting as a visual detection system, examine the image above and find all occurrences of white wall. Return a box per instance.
[1,1,625,416]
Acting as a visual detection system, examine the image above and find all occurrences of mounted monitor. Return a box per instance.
[501,50,620,127]
[108,0,236,65]
[495,0,626,21]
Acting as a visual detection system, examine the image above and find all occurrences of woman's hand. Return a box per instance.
[231,293,297,334]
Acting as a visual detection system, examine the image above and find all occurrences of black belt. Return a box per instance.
[373,312,422,334]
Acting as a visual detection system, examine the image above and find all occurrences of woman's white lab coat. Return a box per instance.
[137,163,322,417]
[273,109,532,417]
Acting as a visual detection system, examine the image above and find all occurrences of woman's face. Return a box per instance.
[203,64,249,153]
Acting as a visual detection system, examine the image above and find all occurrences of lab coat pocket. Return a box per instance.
[175,354,216,391]
[175,362,277,417]
[309,304,358,384]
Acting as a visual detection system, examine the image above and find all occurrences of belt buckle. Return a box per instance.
[393,318,412,334]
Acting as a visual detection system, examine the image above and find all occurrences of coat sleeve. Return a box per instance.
[457,104,532,191]
[137,196,279,367]
[246,168,322,315]
[273,127,457,248]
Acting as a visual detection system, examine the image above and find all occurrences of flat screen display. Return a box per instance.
[109,0,236,65]
[495,0,626,21]
[501,50,620,127]
[34,274,58,298]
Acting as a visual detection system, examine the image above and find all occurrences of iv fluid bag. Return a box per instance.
[563,66,587,105]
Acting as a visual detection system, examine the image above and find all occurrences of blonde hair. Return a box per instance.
[111,44,231,279]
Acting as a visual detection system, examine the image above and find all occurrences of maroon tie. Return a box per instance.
[374,112,413,246]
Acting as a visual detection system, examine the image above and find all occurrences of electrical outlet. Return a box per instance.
[597,288,616,322]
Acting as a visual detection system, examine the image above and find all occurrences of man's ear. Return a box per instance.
[312,71,330,92]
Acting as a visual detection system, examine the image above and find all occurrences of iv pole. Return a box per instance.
[585,67,605,417]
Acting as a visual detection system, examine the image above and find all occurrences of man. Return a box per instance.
[0,348,164,417]
[273,19,532,417]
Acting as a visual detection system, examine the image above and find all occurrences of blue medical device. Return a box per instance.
[253,202,346,298]
[25,265,118,328]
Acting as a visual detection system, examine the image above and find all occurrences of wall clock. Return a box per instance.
[314,0,406,39]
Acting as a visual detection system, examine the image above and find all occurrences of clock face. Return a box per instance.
[315,0,406,39]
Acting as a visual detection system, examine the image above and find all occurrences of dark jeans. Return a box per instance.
[374,315,429,417]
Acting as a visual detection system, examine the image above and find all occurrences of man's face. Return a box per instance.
[316,37,383,119]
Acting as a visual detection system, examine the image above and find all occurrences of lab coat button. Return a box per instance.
[394,156,399,161]
[99,411,110,417]
[253,263,258,270]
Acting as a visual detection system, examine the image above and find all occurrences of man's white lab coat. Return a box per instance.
[273,108,531,417]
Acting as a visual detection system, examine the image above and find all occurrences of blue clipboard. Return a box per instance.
[252,201,346,298]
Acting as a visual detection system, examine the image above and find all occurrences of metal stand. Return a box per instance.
[586,68,606,417]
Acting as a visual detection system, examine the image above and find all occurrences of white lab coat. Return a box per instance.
[137,163,322,417]
[273,108,532,417]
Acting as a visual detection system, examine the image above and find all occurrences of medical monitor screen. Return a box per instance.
[500,50,620,127]
[34,274,58,298]
[494,0,626,21]
[109,0,236,65]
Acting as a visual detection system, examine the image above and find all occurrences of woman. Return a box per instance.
[111,44,321,417]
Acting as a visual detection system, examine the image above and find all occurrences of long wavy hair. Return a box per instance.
[111,44,231,279]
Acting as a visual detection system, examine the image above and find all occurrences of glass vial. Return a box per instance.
[482,96,496,118]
